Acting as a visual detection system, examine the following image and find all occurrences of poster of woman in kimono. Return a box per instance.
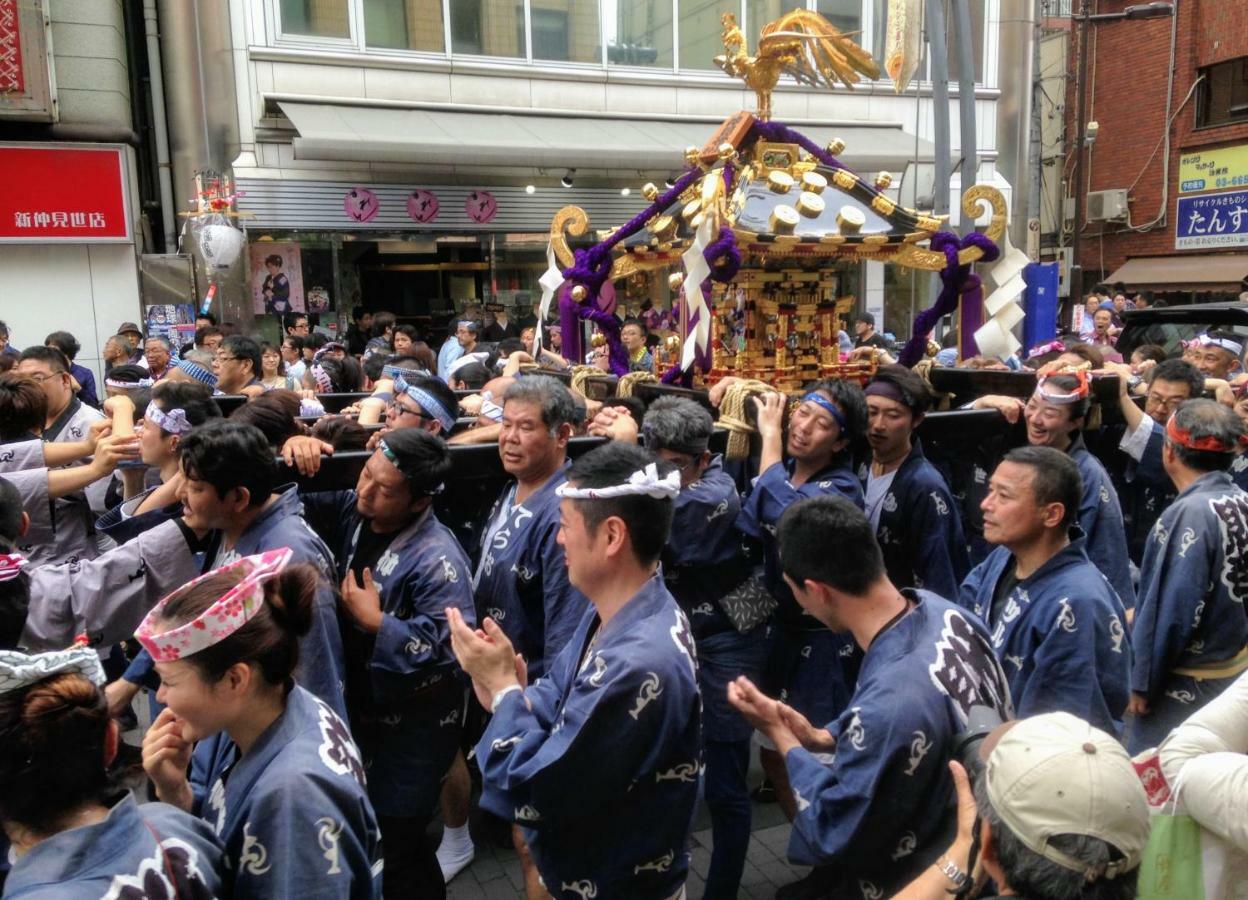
[249,242,305,315]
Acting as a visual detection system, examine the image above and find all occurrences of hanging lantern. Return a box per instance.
[198,223,245,270]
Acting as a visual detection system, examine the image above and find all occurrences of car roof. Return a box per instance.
[1122,301,1248,327]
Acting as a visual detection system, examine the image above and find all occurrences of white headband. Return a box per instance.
[1201,334,1244,357]
[105,376,155,389]
[144,402,193,435]
[556,463,682,500]
[0,647,106,695]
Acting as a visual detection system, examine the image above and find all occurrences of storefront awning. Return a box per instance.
[1106,254,1248,292]
[277,101,933,175]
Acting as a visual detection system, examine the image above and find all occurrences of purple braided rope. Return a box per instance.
[560,166,704,370]
[896,231,1000,368]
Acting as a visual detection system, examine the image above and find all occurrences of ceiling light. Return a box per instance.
[525,184,536,194]
[620,187,631,196]
[561,169,575,188]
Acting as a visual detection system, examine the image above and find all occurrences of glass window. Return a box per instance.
[679,0,738,71]
[1196,58,1248,129]
[449,0,524,57]
[279,0,350,38]
[816,0,861,34]
[746,0,804,34]
[531,1,601,63]
[603,0,673,68]
[945,0,984,83]
[363,0,446,51]
[871,0,888,69]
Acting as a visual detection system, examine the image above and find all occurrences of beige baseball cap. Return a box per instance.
[985,711,1150,881]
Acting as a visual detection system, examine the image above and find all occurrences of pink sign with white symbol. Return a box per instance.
[407,189,440,223]
[343,187,379,223]
[465,190,497,224]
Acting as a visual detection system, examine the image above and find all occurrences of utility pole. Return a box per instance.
[1070,2,1174,294]
[1069,0,1091,294]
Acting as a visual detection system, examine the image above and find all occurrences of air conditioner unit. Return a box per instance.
[1087,189,1129,222]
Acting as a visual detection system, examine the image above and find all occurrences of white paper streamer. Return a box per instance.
[535,241,565,356]
[973,223,1030,360]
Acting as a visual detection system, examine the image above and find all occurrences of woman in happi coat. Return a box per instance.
[0,646,227,898]
[139,549,382,899]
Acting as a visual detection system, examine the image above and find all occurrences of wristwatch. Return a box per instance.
[937,856,969,889]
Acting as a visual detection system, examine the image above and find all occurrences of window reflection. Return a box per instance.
[745,0,804,33]
[679,0,738,70]
[816,0,861,34]
[363,0,445,51]
[603,0,674,67]
[531,1,601,63]
[449,0,524,57]
[280,0,350,38]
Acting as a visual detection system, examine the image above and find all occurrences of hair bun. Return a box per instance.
[263,563,318,639]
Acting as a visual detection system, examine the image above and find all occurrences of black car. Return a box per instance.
[1117,301,1248,358]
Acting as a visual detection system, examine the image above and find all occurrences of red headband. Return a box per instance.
[1166,416,1248,454]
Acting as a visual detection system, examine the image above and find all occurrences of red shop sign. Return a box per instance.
[0,143,132,242]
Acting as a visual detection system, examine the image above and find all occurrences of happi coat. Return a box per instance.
[958,533,1131,736]
[476,575,701,899]
[305,491,476,818]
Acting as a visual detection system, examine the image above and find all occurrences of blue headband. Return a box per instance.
[379,438,445,496]
[175,359,217,388]
[393,374,456,432]
[799,392,847,432]
[383,364,426,381]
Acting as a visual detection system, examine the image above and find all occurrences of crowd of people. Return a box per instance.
[0,291,1246,900]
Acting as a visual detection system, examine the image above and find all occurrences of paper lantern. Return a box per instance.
[198,223,245,270]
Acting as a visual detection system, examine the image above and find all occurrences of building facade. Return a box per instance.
[221,0,1013,340]
[1059,0,1248,303]
[0,0,149,380]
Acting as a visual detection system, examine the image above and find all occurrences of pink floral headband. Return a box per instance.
[0,552,27,583]
[135,548,292,662]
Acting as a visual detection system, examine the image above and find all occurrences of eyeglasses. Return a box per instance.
[25,372,64,384]
[387,401,435,425]
[215,355,240,363]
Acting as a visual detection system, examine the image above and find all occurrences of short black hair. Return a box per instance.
[18,345,68,374]
[0,477,28,646]
[868,364,932,417]
[265,254,284,268]
[103,364,148,384]
[378,427,452,497]
[197,312,218,325]
[1167,399,1246,473]
[1001,445,1083,528]
[179,420,275,507]
[0,476,24,547]
[809,378,868,443]
[44,331,81,362]
[1147,358,1203,397]
[778,496,884,595]
[314,355,364,393]
[454,362,491,390]
[372,311,396,338]
[352,306,368,321]
[642,396,712,454]
[394,323,419,343]
[222,335,262,379]
[855,311,875,327]
[566,443,675,566]
[229,390,303,449]
[362,353,390,383]
[1131,344,1167,366]
[497,337,525,357]
[149,380,222,435]
[0,373,47,439]
[195,325,224,347]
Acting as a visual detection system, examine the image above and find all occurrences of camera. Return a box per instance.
[950,704,1005,781]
